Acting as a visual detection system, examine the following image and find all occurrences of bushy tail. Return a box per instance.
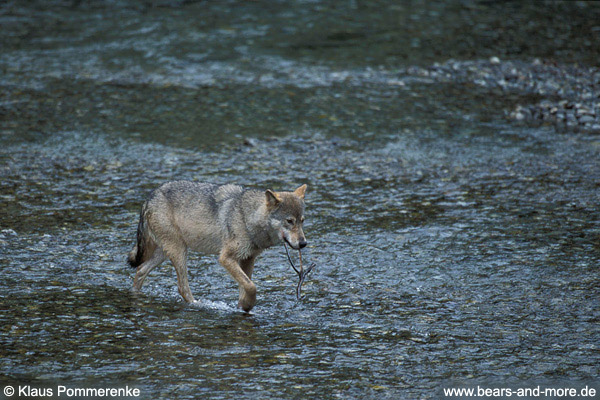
[128,203,150,269]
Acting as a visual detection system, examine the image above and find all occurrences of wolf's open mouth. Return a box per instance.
[283,237,298,250]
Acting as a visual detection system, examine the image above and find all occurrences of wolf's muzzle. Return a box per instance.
[284,237,307,250]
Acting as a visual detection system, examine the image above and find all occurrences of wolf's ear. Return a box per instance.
[265,189,282,209]
[293,184,307,199]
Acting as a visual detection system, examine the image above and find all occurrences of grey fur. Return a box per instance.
[128,181,308,312]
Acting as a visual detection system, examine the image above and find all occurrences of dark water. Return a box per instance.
[1,1,599,399]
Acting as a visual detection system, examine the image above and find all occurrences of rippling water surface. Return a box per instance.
[1,1,599,399]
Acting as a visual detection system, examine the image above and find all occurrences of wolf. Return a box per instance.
[127,181,308,312]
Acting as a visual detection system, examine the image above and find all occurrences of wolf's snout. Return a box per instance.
[299,240,307,249]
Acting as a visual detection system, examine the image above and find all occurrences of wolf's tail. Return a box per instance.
[128,202,151,269]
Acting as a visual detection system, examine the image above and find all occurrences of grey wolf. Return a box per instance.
[127,181,308,312]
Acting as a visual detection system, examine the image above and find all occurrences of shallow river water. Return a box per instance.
[1,1,599,399]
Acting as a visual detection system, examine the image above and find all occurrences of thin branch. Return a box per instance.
[283,242,315,300]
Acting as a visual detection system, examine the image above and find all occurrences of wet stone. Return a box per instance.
[576,107,594,116]
[566,119,578,128]
[578,115,595,124]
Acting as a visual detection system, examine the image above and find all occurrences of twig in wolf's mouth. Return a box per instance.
[283,242,315,300]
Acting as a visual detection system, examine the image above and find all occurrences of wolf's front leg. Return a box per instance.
[238,257,256,310]
[167,244,195,303]
[219,250,256,312]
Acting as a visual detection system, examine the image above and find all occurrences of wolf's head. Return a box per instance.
[265,184,308,250]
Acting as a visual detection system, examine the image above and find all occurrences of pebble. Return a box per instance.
[576,107,593,116]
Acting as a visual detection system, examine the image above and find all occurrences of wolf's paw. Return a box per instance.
[238,298,255,313]
[238,293,256,312]
[238,287,256,312]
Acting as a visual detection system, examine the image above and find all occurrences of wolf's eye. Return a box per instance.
[286,218,295,225]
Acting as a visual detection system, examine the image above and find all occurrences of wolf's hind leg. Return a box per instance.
[133,248,166,291]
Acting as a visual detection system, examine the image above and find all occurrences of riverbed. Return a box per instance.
[1,1,599,399]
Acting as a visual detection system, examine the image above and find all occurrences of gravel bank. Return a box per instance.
[410,58,600,134]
